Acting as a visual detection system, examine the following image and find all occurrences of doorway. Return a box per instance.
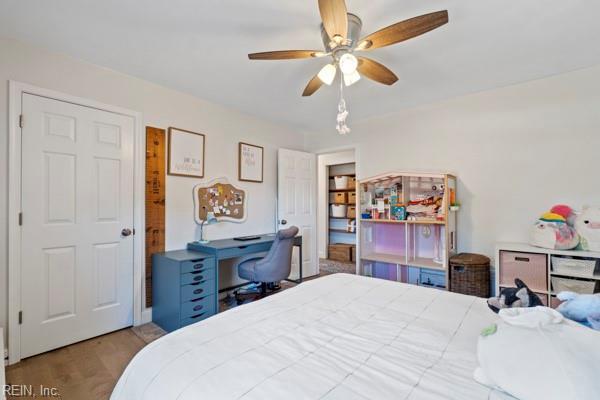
[317,150,357,275]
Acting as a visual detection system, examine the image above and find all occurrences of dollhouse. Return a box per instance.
[358,172,458,289]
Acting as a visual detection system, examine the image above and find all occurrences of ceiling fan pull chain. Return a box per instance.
[336,76,350,135]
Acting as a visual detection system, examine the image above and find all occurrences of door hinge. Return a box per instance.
[18,311,23,324]
[18,212,23,226]
[132,228,136,236]
[19,114,24,128]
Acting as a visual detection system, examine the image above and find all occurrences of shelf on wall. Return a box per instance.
[329,188,356,193]
[329,229,356,234]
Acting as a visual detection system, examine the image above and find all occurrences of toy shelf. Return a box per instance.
[357,172,458,289]
[495,242,600,306]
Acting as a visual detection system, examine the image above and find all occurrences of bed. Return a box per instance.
[112,273,514,400]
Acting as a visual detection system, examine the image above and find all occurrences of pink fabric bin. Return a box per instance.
[499,251,547,293]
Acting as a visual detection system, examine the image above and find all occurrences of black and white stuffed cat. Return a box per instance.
[487,278,544,313]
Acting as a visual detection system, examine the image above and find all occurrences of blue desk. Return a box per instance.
[152,234,303,332]
[187,234,303,289]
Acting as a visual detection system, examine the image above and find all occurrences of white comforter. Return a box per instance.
[112,273,512,400]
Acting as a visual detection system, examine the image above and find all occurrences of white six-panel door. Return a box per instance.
[20,93,135,358]
[277,149,317,279]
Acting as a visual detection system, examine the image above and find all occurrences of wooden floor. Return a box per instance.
[5,329,146,400]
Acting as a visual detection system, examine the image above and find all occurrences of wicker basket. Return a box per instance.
[450,253,491,298]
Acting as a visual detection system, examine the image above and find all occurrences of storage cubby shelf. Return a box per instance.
[360,254,446,271]
[409,257,445,271]
[360,219,445,225]
[361,252,405,264]
[550,272,600,281]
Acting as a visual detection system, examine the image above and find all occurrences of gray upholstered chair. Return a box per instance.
[234,226,299,304]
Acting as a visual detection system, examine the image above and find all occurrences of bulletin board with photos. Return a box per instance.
[193,178,247,223]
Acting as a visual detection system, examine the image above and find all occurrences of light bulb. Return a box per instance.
[317,64,337,85]
[339,53,358,74]
[343,70,361,86]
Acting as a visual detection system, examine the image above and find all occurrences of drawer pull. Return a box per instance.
[192,263,204,270]
[193,305,204,312]
[515,257,530,262]
[193,275,204,282]
[193,288,204,295]
[238,245,248,249]
[191,312,206,319]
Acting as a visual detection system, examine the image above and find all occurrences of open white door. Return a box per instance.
[278,149,318,279]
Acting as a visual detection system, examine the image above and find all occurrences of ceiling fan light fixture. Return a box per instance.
[343,70,361,86]
[356,39,372,51]
[318,63,337,85]
[339,53,358,74]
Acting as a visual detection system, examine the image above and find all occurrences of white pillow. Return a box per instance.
[474,307,600,400]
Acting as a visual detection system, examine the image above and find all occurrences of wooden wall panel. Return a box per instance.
[145,127,166,307]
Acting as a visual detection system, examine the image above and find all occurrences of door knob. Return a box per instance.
[280,219,287,225]
[121,228,133,237]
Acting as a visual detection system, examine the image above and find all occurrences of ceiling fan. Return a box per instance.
[248,0,449,96]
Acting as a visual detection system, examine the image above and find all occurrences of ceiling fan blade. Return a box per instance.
[357,10,448,51]
[318,0,348,40]
[357,57,398,85]
[248,50,326,60]
[302,74,324,97]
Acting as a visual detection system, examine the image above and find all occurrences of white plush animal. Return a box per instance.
[575,206,600,252]
[557,291,600,329]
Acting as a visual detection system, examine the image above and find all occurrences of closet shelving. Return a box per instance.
[328,169,356,262]
[358,172,458,289]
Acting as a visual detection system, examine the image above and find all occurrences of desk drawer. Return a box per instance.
[181,258,215,274]
[181,279,215,302]
[181,268,216,285]
[181,295,216,319]
[217,243,273,259]
[180,312,212,328]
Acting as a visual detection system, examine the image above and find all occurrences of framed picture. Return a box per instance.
[238,142,264,183]
[168,127,205,178]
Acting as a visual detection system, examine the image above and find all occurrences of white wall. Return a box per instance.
[0,37,306,345]
[307,65,600,261]
[317,151,356,260]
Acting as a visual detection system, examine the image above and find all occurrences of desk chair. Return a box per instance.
[234,226,299,304]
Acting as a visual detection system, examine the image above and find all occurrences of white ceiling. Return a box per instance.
[1,0,600,131]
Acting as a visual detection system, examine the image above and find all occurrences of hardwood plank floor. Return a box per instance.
[5,329,146,400]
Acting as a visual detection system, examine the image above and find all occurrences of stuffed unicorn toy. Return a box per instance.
[574,206,600,252]
[530,204,579,250]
